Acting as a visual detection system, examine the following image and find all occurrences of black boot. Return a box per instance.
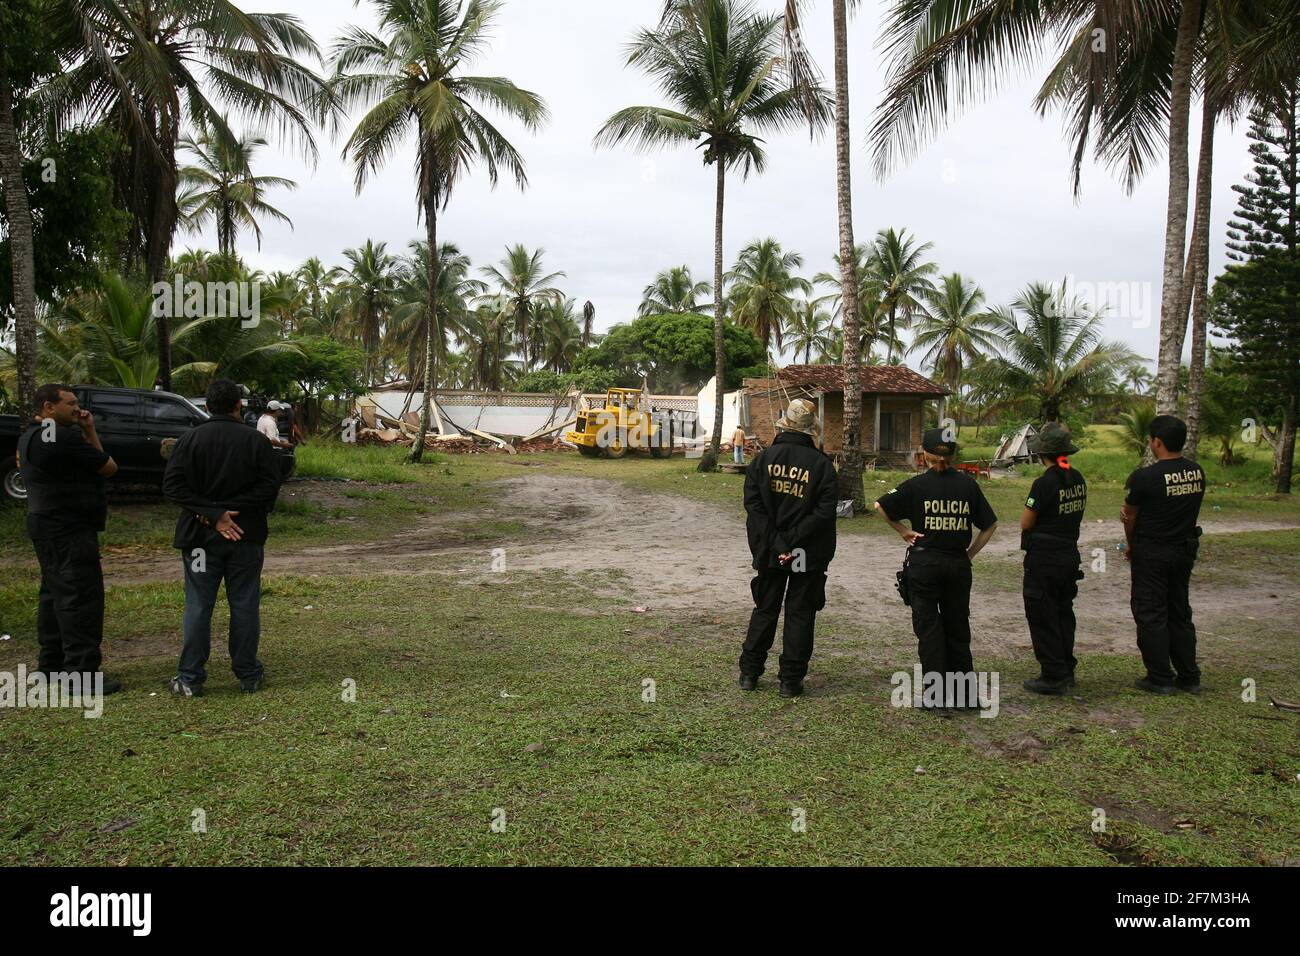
[1023,676,1070,696]
[1134,676,1176,696]
[738,674,758,692]
[778,681,803,698]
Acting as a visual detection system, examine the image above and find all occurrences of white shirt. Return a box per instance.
[257,413,281,443]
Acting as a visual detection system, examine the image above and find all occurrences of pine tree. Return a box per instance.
[1213,79,1300,494]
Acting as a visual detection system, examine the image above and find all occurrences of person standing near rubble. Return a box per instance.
[17,384,121,694]
[1121,415,1205,696]
[732,424,747,465]
[738,399,839,698]
[875,428,998,712]
[163,379,283,696]
[1019,423,1087,696]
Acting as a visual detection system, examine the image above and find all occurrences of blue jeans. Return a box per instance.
[179,540,265,686]
[733,446,744,465]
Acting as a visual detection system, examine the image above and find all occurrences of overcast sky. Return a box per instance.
[215,0,1253,374]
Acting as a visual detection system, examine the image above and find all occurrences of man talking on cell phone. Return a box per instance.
[163,379,282,697]
[18,384,121,694]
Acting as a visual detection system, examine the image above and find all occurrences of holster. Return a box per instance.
[896,548,913,606]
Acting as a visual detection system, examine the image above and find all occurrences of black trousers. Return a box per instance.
[907,553,973,677]
[1023,555,1079,681]
[33,529,105,674]
[739,568,827,683]
[1131,542,1199,686]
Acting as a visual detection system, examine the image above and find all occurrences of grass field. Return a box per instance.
[1,431,1297,866]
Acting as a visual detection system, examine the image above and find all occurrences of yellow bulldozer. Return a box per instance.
[566,387,671,459]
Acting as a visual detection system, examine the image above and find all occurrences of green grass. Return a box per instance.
[0,564,1295,866]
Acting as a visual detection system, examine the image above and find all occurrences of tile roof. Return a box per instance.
[747,365,949,396]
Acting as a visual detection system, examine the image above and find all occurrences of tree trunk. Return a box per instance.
[699,159,726,472]
[1152,0,1204,420]
[1278,394,1297,495]
[832,0,864,507]
[0,73,38,420]
[1184,97,1216,462]
[147,111,179,391]
[410,194,440,465]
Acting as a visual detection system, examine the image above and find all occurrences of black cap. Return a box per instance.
[922,427,958,457]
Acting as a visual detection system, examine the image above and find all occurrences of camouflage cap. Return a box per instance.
[775,398,819,436]
[1030,422,1079,457]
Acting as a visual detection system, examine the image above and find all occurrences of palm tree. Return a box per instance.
[639,265,713,316]
[982,281,1143,423]
[867,1,1296,446]
[866,227,936,364]
[459,304,514,391]
[330,0,548,461]
[786,298,836,364]
[726,238,810,356]
[1035,1,1299,456]
[581,300,597,349]
[177,121,297,256]
[596,0,831,469]
[45,0,325,389]
[536,298,584,373]
[296,257,343,335]
[390,241,485,387]
[339,240,400,385]
[479,244,566,370]
[910,273,1000,395]
[782,0,865,503]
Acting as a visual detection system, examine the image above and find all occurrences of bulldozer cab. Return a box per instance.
[601,388,643,410]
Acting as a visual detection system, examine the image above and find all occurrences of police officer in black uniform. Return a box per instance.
[738,399,839,698]
[17,384,122,693]
[1020,423,1087,695]
[1121,415,1205,695]
[876,428,997,710]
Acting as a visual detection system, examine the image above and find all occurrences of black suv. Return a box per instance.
[1,386,295,502]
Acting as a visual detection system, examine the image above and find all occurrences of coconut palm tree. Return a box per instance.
[786,297,836,364]
[479,244,566,370]
[596,0,831,469]
[536,298,584,373]
[177,121,297,256]
[459,304,514,391]
[782,0,865,502]
[867,1,1294,443]
[866,227,936,364]
[581,300,597,349]
[1035,0,1299,456]
[910,273,1001,395]
[390,241,485,386]
[639,265,713,316]
[338,240,401,385]
[726,238,811,356]
[44,0,326,389]
[982,281,1143,423]
[330,0,548,460]
[296,257,343,335]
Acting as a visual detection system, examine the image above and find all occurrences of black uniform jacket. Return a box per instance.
[743,431,839,572]
[163,416,283,549]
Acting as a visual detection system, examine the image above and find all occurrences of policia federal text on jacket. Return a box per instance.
[876,428,997,711]
[739,399,839,698]
[1121,415,1206,696]
[1019,423,1087,696]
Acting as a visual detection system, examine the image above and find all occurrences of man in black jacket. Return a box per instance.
[163,379,282,696]
[738,399,839,697]
[18,384,121,694]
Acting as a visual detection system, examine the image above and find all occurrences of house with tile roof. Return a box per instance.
[742,365,950,469]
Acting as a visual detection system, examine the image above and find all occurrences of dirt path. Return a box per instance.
[100,473,1299,657]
